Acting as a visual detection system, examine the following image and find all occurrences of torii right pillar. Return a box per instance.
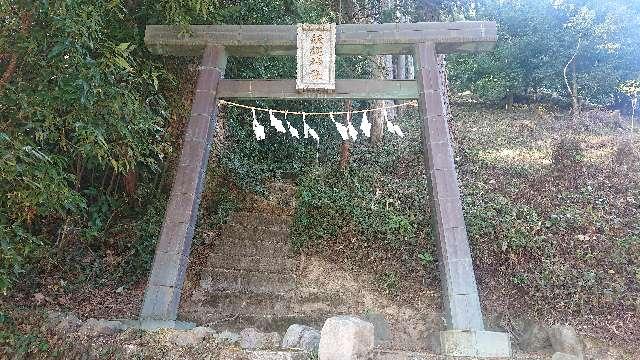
[415,42,511,357]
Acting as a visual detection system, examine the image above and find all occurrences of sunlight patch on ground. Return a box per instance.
[479,146,551,166]
[583,147,616,164]
[581,135,617,164]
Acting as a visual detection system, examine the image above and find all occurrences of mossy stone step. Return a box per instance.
[210,240,290,259]
[207,252,297,274]
[199,268,295,294]
[199,313,331,334]
[199,290,292,316]
[196,289,348,317]
[229,212,293,231]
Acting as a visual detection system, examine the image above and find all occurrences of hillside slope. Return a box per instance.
[288,104,640,349]
[1,105,638,358]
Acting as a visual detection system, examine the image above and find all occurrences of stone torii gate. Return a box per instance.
[140,21,510,357]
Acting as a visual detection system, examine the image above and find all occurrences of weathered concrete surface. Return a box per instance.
[139,45,227,323]
[46,311,82,334]
[318,316,374,360]
[363,312,391,346]
[415,41,485,332]
[435,330,511,358]
[548,325,583,358]
[281,324,320,352]
[519,321,552,352]
[552,352,580,360]
[240,328,282,350]
[78,318,126,337]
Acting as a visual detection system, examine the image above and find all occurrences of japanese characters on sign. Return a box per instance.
[296,23,336,92]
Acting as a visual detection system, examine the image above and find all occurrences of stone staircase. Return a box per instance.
[191,211,299,330]
[183,182,347,335]
[180,183,449,356]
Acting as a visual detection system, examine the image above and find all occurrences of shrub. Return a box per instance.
[0,1,169,292]
[551,137,584,170]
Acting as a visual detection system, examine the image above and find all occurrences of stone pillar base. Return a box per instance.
[433,330,511,358]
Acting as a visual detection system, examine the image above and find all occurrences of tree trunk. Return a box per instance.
[339,100,352,170]
[124,169,137,196]
[396,55,406,80]
[407,55,415,79]
[337,0,355,161]
[563,38,581,115]
[369,0,397,144]
[0,12,31,92]
[371,55,387,145]
[505,93,514,111]
[384,55,396,121]
[394,5,409,116]
[571,61,579,113]
[394,55,406,116]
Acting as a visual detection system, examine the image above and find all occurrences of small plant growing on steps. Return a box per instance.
[418,251,435,267]
[377,271,399,295]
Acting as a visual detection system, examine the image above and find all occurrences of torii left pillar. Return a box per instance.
[139,46,226,329]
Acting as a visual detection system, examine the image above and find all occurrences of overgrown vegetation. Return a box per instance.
[0,1,175,294]
[289,112,435,291]
[291,105,640,345]
[454,106,640,342]
[0,310,50,358]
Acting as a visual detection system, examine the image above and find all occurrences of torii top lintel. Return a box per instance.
[145,21,497,57]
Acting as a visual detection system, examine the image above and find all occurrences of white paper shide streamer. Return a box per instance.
[302,113,320,145]
[252,108,265,140]
[360,111,371,138]
[303,113,310,138]
[331,113,349,141]
[287,121,300,138]
[308,128,320,144]
[382,109,405,138]
[346,112,358,141]
[219,99,412,144]
[391,123,404,137]
[269,110,286,133]
[332,114,349,141]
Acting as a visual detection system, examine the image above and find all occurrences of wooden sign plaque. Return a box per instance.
[296,23,336,92]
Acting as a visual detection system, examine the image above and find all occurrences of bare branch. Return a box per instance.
[563,37,582,109]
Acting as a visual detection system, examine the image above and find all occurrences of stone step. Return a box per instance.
[207,252,297,274]
[210,239,290,259]
[199,290,292,317]
[245,350,307,360]
[209,225,291,257]
[196,289,348,317]
[212,229,291,258]
[200,313,330,334]
[373,350,437,360]
[199,268,296,294]
[229,212,293,231]
[245,183,297,211]
[219,224,290,241]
